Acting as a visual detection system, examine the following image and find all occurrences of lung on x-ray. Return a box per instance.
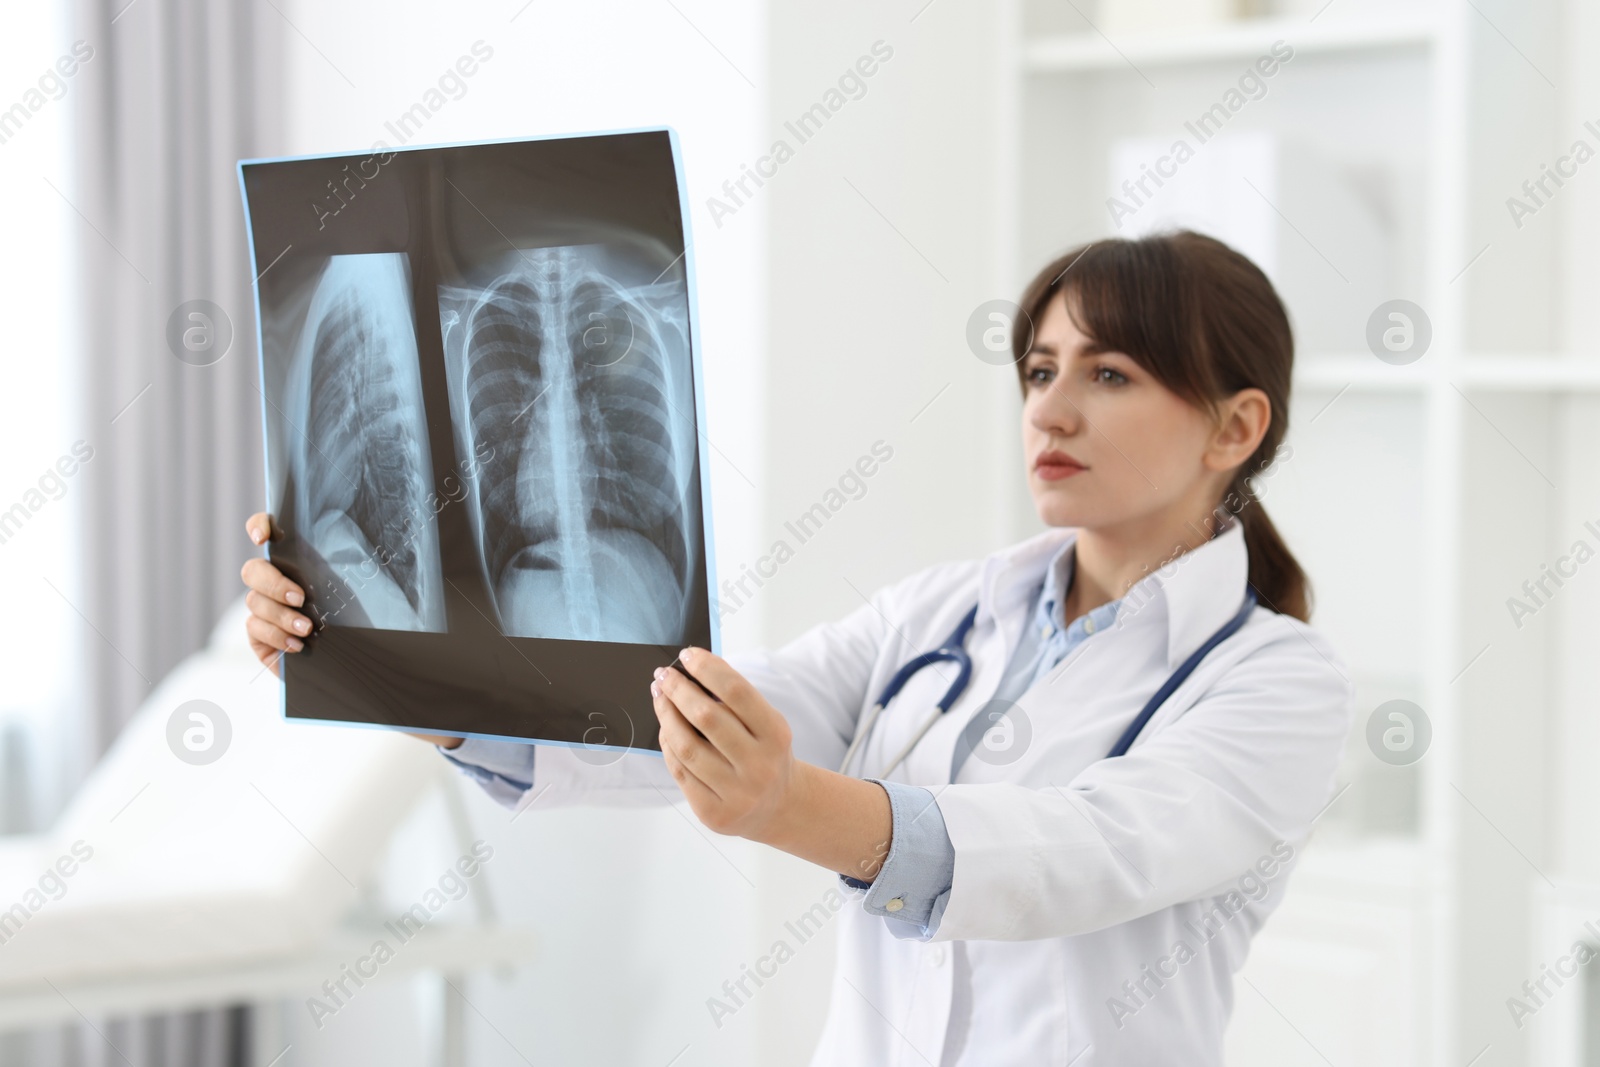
[438,245,698,645]
[240,129,714,753]
[282,253,446,633]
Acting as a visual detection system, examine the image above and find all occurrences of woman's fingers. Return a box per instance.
[246,613,301,656]
[241,510,310,668]
[245,512,278,546]
[673,648,789,743]
[408,733,464,749]
[654,663,755,763]
[246,629,283,676]
[661,743,723,814]
[655,698,728,814]
[246,589,312,644]
[654,688,733,789]
[240,557,310,660]
[652,656,798,840]
[239,556,305,608]
[240,516,310,663]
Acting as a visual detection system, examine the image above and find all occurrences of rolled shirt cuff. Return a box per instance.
[839,779,955,940]
[439,737,537,809]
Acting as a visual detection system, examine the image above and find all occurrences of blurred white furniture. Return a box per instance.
[1528,879,1600,1067]
[0,598,535,1065]
[1107,130,1393,353]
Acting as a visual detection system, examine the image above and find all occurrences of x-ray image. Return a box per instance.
[279,253,447,633]
[241,128,713,752]
[438,245,699,644]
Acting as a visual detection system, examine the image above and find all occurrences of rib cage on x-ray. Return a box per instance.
[439,245,698,644]
[286,253,446,632]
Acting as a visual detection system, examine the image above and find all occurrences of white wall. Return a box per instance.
[749,3,1016,1061]
[758,2,1020,628]
[0,0,86,828]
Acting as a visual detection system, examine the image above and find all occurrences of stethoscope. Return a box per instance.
[838,587,1259,780]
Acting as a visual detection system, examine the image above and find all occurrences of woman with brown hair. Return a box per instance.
[241,229,1351,1065]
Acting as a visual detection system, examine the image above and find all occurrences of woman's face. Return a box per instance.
[1020,290,1240,534]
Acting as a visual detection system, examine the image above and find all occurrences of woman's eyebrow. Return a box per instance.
[1028,339,1115,359]
[1067,338,1115,358]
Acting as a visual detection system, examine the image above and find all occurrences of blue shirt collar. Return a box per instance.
[1035,539,1122,638]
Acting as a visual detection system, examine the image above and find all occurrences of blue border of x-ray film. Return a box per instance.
[236,125,719,758]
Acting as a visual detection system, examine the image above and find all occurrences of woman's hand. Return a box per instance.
[239,512,461,749]
[652,648,893,880]
[241,512,310,675]
[651,647,797,840]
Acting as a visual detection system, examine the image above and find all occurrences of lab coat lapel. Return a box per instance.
[1143,520,1251,671]
[940,521,1253,785]
[895,528,1073,787]
[980,520,1251,673]
[886,522,1251,787]
[974,526,1075,652]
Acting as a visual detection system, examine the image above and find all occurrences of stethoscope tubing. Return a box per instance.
[837,604,978,779]
[839,588,1258,781]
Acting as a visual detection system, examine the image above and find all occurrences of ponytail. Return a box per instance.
[1228,469,1310,622]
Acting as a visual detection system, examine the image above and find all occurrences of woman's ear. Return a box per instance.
[1205,388,1272,473]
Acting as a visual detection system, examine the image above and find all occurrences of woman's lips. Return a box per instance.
[1034,451,1085,482]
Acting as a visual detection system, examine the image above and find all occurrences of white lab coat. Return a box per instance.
[524,521,1353,1066]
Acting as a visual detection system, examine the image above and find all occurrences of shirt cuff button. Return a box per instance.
[885,897,905,913]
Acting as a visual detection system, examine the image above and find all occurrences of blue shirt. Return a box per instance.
[839,540,1121,940]
[440,539,1121,940]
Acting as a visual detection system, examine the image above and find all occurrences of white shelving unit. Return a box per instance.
[1000,2,1591,1064]
[1022,13,1439,71]
[1296,354,1600,393]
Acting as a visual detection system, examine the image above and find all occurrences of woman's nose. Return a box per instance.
[1030,381,1084,437]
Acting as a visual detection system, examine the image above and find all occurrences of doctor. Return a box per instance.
[241,230,1352,1066]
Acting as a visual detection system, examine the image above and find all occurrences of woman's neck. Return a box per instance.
[1061,506,1223,621]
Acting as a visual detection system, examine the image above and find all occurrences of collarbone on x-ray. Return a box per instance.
[439,243,699,645]
[289,253,447,633]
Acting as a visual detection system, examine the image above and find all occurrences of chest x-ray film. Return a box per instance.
[239,129,714,755]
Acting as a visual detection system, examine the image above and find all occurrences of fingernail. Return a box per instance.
[653,666,665,680]
[249,528,263,545]
[680,647,696,663]
[294,617,311,634]
[286,589,304,607]
[286,636,303,652]
[650,681,661,698]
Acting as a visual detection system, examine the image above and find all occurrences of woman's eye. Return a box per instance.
[1092,365,1128,386]
[1026,365,1055,386]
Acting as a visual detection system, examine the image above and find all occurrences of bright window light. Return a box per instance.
[0,4,75,760]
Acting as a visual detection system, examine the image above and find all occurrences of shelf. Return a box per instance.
[1295,355,1431,392]
[1457,354,1600,391]
[1022,13,1439,73]
[1294,353,1600,392]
